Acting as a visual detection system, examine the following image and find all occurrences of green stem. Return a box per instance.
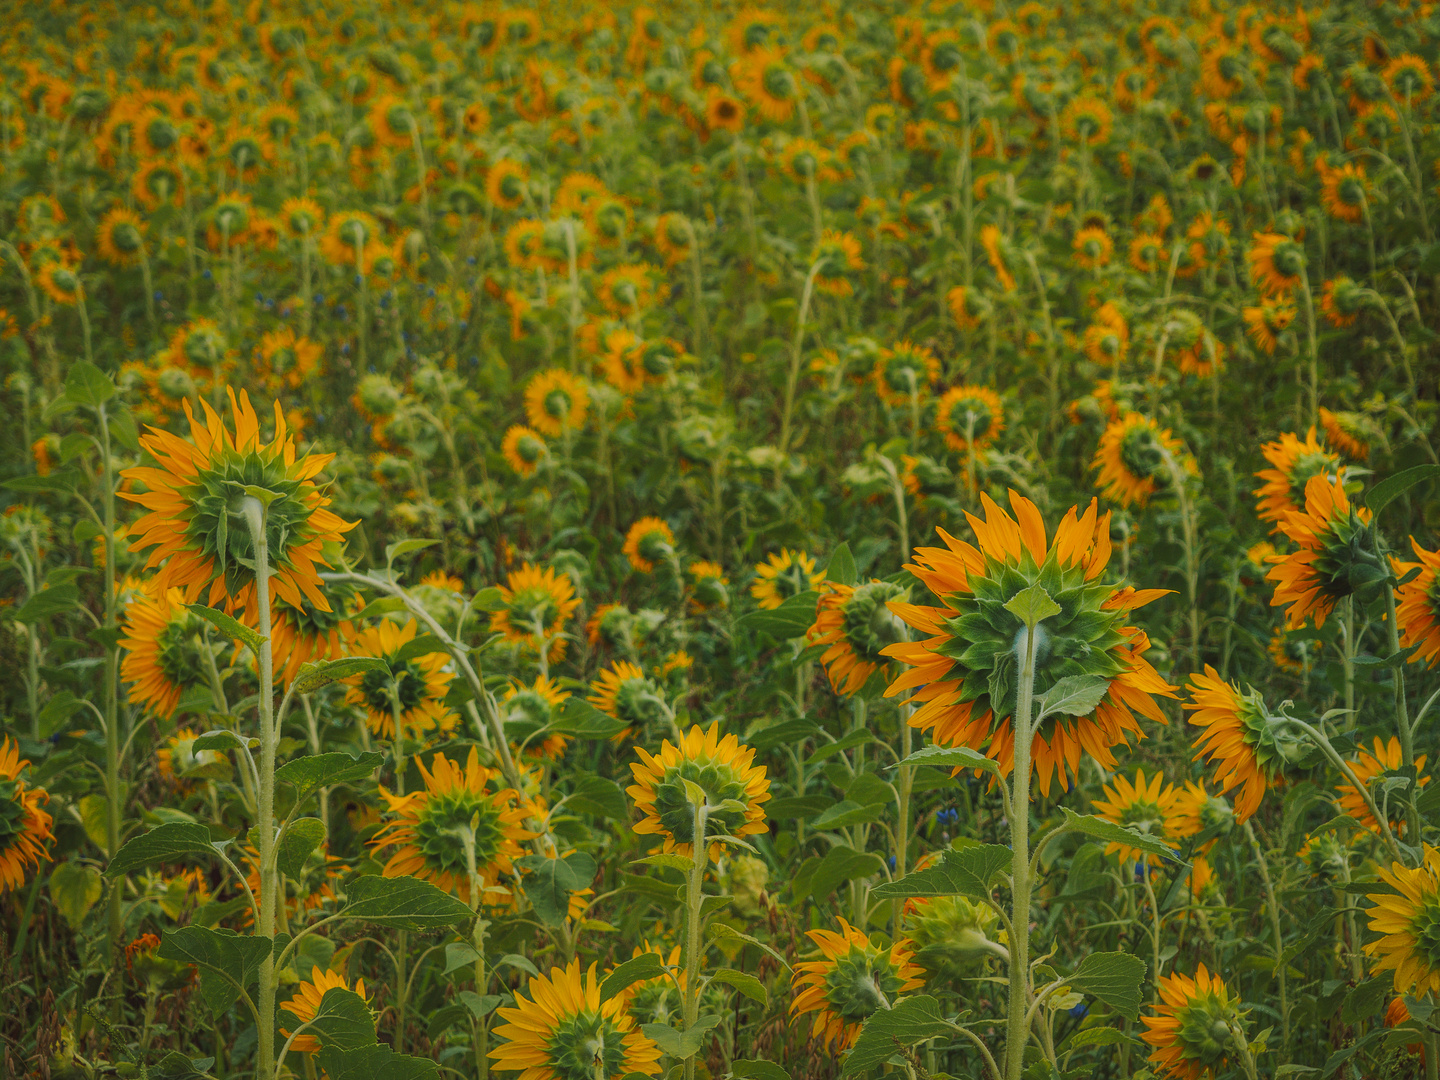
[1242,820,1288,1053]
[1004,619,1039,1080]
[1383,584,1420,841]
[99,402,122,965]
[682,799,708,1080]
[778,263,820,459]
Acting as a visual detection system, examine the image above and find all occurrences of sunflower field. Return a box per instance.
[10,1,1440,1078]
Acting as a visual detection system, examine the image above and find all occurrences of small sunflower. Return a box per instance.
[750,549,825,610]
[121,389,354,620]
[1061,95,1113,145]
[371,746,532,905]
[36,262,82,305]
[270,577,359,686]
[502,425,548,477]
[731,46,797,123]
[490,959,663,1080]
[980,224,1016,291]
[589,661,666,741]
[627,725,770,862]
[873,341,940,406]
[935,386,1004,455]
[622,517,675,573]
[120,584,216,719]
[487,159,529,211]
[1320,161,1369,224]
[503,676,571,761]
[1384,54,1435,101]
[1072,226,1113,269]
[343,619,458,741]
[1083,304,1130,367]
[652,212,692,267]
[524,369,589,438]
[1267,473,1380,631]
[1318,406,1370,462]
[1185,666,1291,822]
[1141,965,1252,1080]
[1093,413,1194,509]
[1253,428,1346,530]
[705,91,745,133]
[156,726,228,786]
[1364,845,1440,997]
[1337,736,1428,836]
[1268,627,1311,674]
[812,230,864,297]
[1128,233,1168,274]
[280,970,370,1053]
[256,328,322,392]
[946,285,982,331]
[490,563,581,661]
[320,210,382,270]
[1320,276,1367,327]
[790,918,925,1053]
[0,737,54,893]
[1242,297,1296,356]
[688,560,730,612]
[808,579,910,696]
[883,493,1176,796]
[597,264,659,317]
[96,206,147,266]
[1090,769,1182,865]
[1247,232,1306,297]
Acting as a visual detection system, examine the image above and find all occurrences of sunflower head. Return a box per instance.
[903,894,1005,980]
[1298,831,1352,883]
[627,725,770,862]
[1319,407,1372,462]
[883,492,1176,795]
[1365,846,1440,998]
[1267,473,1382,630]
[343,619,458,741]
[1185,666,1301,822]
[280,970,370,1054]
[491,563,581,661]
[623,517,675,573]
[1253,428,1346,530]
[809,579,910,696]
[789,918,925,1052]
[502,425,548,477]
[503,675,571,761]
[1338,736,1428,836]
[873,341,940,405]
[936,386,1004,453]
[750,549,825,610]
[688,560,730,612]
[1093,413,1193,509]
[590,661,667,741]
[1142,965,1251,1080]
[0,738,53,893]
[121,584,218,719]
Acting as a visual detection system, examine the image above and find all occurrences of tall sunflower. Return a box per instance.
[1185,666,1292,822]
[524,369,589,437]
[1253,428,1345,530]
[343,619,458,741]
[370,746,533,906]
[490,959,663,1080]
[490,563,581,661]
[1247,231,1305,297]
[1091,769,1183,865]
[1337,736,1428,836]
[731,47,796,122]
[627,725,770,862]
[807,579,910,696]
[1364,845,1440,997]
[1141,965,1252,1080]
[750,549,825,610]
[120,389,354,619]
[1092,413,1194,509]
[280,970,370,1053]
[790,918,925,1052]
[502,425,548,478]
[0,738,53,892]
[1266,473,1380,631]
[883,493,1175,795]
[120,584,218,719]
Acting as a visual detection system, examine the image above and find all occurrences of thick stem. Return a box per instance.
[682,800,708,1080]
[1004,623,1039,1080]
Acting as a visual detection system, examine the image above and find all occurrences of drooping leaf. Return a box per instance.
[641,1015,723,1060]
[731,1061,791,1080]
[872,844,1012,900]
[600,952,667,1002]
[385,539,439,566]
[1067,951,1147,1021]
[552,698,627,739]
[826,543,858,587]
[810,799,887,829]
[14,585,80,624]
[38,690,87,737]
[105,821,218,878]
[711,968,767,1005]
[518,852,597,926]
[737,591,819,639]
[1033,675,1112,722]
[459,992,502,1019]
[337,874,474,930]
[443,942,481,975]
[803,846,886,902]
[900,743,1000,777]
[188,604,265,654]
[48,861,102,928]
[1060,808,1184,863]
[307,988,378,1051]
[564,773,629,820]
[157,926,271,1016]
[745,717,820,753]
[64,359,117,407]
[841,996,952,1076]
[1366,465,1440,518]
[291,657,386,696]
[278,818,327,880]
[192,730,256,754]
[149,1053,217,1080]
[1342,975,1392,1024]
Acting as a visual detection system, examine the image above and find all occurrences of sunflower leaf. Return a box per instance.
[840,996,952,1076]
[552,698,627,739]
[871,844,1012,900]
[337,874,474,930]
[292,656,387,696]
[1365,464,1440,518]
[600,952,667,1002]
[711,968,767,1005]
[732,1061,792,1080]
[517,852,597,927]
[64,359,116,408]
[277,818,327,880]
[1058,808,1185,864]
[385,538,439,569]
[315,1045,440,1080]
[391,634,447,664]
[1004,584,1061,628]
[156,926,271,1017]
[188,604,265,655]
[641,1014,723,1060]
[1067,951,1147,1021]
[307,988,377,1051]
[105,821,218,878]
[899,744,1001,777]
[825,543,858,587]
[1034,675,1112,722]
[276,752,384,807]
[14,584,80,624]
[737,590,819,639]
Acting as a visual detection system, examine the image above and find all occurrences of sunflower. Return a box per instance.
[1141,965,1251,1080]
[1128,233,1167,274]
[706,91,745,133]
[120,584,217,719]
[1253,428,1346,530]
[36,262,82,305]
[96,207,146,267]
[0,737,53,893]
[1337,736,1428,836]
[1247,232,1305,297]
[1169,780,1234,853]
[688,561,730,612]
[1093,413,1193,509]
[627,725,770,862]
[652,212,692,267]
[1318,407,1370,462]
[504,220,549,272]
[1365,845,1440,997]
[1061,96,1112,145]
[946,286,981,331]
[1320,276,1366,327]
[486,160,529,212]
[1320,161,1369,223]
[320,210,382,270]
[601,329,649,393]
[343,619,458,741]
[270,578,359,686]
[980,224,1016,291]
[524,370,589,438]
[122,390,352,622]
[256,329,322,392]
[935,386,1004,455]
[502,425,548,477]
[883,493,1175,796]
[790,918,925,1053]
[1185,666,1293,822]
[1091,769,1182,865]
[155,726,228,786]
[589,661,666,741]
[279,970,370,1053]
[597,264,658,317]
[1395,539,1440,667]
[1242,297,1296,355]
[1072,226,1112,269]
[1083,304,1129,367]
[371,746,532,905]
[731,46,797,123]
[491,959,663,1080]
[1267,473,1379,631]
[808,579,910,696]
[623,517,675,573]
[168,320,229,372]
[812,230,864,297]
[750,549,826,610]
[873,341,940,406]
[490,563,581,662]
[503,676,571,761]
[1384,54,1435,101]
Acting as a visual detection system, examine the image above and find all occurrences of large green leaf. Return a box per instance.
[1060,808,1183,862]
[1366,465,1440,518]
[711,968,767,1005]
[803,846,886,902]
[738,590,819,639]
[600,952,667,1002]
[316,1046,440,1080]
[48,861,102,928]
[149,1053,217,1080]
[276,753,384,806]
[810,799,888,829]
[1033,675,1111,722]
[157,926,271,1016]
[64,360,117,407]
[731,1062,791,1080]
[1004,584,1060,627]
[826,543,858,587]
[1067,951,1147,1021]
[306,988,378,1052]
[564,773,629,819]
[105,822,220,878]
[552,698,627,739]
[518,852,597,926]
[841,996,952,1076]
[291,657,386,696]
[278,818,327,880]
[14,584,80,624]
[641,1015,722,1060]
[872,844,1012,901]
[338,875,474,930]
[900,744,1000,777]
[188,604,265,654]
